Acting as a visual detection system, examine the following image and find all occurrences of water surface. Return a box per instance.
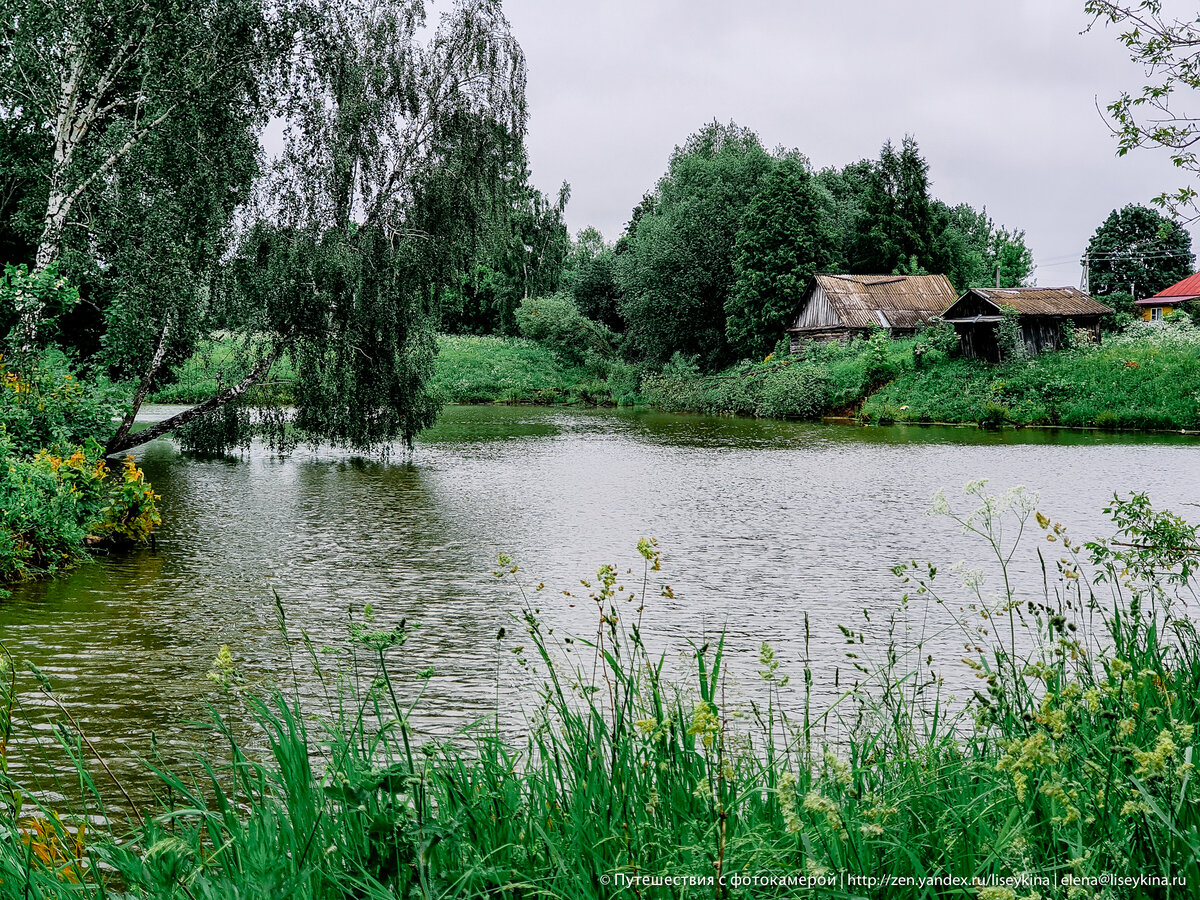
[3,405,1197,784]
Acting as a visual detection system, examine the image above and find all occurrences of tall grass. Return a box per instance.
[0,487,1197,897]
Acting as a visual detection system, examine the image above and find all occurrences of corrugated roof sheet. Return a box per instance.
[963,287,1112,317]
[1141,271,1200,304]
[812,274,958,330]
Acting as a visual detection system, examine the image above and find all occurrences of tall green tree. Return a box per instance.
[440,167,570,336]
[565,226,622,331]
[105,0,528,455]
[930,202,1034,291]
[1084,204,1193,300]
[618,121,774,369]
[725,156,834,360]
[848,136,936,275]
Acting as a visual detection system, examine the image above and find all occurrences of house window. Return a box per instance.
[1151,307,1163,321]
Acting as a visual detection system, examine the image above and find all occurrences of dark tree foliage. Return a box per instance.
[440,162,570,335]
[618,121,774,370]
[0,120,42,271]
[848,136,936,275]
[567,227,623,331]
[725,156,835,360]
[1084,204,1194,300]
[930,202,1034,291]
[0,0,282,350]
[813,160,873,271]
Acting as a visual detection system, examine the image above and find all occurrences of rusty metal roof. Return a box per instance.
[959,287,1112,317]
[813,274,958,330]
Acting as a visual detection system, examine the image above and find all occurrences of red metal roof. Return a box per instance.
[1140,271,1200,305]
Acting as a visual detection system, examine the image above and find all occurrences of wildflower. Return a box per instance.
[929,489,951,516]
[802,790,844,834]
[822,749,852,788]
[644,789,660,815]
[634,717,657,736]
[1109,658,1132,678]
[207,645,238,690]
[997,732,1057,802]
[859,822,884,838]
[1118,718,1135,737]
[1039,779,1080,824]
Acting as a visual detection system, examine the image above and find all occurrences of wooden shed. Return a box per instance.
[786,274,958,351]
[1136,272,1200,322]
[941,287,1112,362]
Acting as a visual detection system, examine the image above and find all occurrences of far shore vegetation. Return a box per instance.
[151,312,1200,433]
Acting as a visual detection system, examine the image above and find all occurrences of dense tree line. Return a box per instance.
[520,123,1036,372]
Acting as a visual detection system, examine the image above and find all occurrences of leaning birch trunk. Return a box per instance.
[105,348,279,456]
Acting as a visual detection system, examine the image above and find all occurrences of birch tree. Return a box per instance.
[0,0,275,344]
[104,0,528,455]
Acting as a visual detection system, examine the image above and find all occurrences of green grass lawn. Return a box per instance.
[429,333,612,404]
[150,333,620,406]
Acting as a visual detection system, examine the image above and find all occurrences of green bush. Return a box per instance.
[515,293,617,366]
[756,364,829,419]
[0,349,122,455]
[0,441,160,584]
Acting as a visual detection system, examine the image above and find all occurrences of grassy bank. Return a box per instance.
[862,321,1200,430]
[151,334,639,407]
[151,321,1200,433]
[648,320,1200,432]
[641,333,918,420]
[429,334,637,405]
[0,487,1197,897]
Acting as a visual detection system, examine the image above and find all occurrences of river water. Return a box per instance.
[2,405,1198,785]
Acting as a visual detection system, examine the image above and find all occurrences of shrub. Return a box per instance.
[756,364,829,419]
[605,360,642,406]
[0,440,160,583]
[0,349,122,455]
[997,304,1027,361]
[515,294,617,366]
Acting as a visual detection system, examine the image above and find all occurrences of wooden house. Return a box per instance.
[941,287,1112,362]
[786,274,958,351]
[1136,272,1200,322]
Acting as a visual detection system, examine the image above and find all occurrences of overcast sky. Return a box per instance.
[503,0,1197,285]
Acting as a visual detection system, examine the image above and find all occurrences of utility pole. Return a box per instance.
[995,263,1001,288]
[1080,252,1089,293]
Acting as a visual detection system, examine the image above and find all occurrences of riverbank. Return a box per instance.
[0,488,1195,898]
[150,320,1200,433]
[644,319,1200,431]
